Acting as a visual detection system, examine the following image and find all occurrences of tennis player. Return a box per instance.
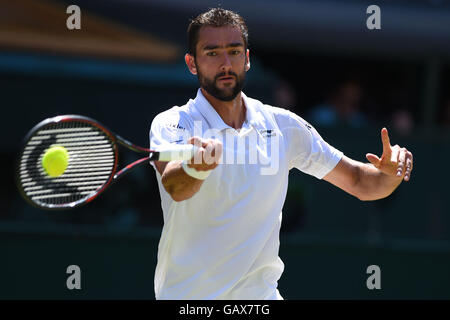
[149,8,413,300]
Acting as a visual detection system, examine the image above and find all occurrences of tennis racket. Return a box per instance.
[16,115,197,210]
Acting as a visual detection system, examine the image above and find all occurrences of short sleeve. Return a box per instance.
[282,111,343,179]
[149,108,192,169]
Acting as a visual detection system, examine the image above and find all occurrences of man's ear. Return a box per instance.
[185,53,197,75]
[245,49,251,72]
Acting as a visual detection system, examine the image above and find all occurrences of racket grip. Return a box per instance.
[157,144,199,161]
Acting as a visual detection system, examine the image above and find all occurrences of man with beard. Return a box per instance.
[149,8,413,300]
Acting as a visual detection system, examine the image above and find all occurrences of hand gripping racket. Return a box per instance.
[16,115,197,210]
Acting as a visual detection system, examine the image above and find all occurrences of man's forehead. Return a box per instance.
[197,26,243,47]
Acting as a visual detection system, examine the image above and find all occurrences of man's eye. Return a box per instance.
[231,50,240,55]
[206,52,217,56]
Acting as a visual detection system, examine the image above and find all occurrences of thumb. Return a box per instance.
[366,153,381,167]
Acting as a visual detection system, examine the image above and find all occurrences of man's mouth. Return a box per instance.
[217,76,235,82]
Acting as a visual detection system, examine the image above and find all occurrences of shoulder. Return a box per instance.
[245,95,290,121]
[252,101,313,132]
[151,104,194,130]
[261,104,293,119]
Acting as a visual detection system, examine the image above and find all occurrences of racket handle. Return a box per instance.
[156,144,199,161]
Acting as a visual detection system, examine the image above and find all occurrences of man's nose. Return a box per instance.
[220,53,232,72]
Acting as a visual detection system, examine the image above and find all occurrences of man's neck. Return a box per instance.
[201,88,246,130]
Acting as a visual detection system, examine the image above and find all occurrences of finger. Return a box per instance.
[391,145,400,167]
[188,136,203,147]
[204,138,219,157]
[203,142,215,165]
[213,139,223,163]
[409,151,413,172]
[381,127,392,156]
[366,153,381,167]
[187,136,197,144]
[404,151,413,181]
[187,137,204,165]
[189,146,205,166]
[397,148,406,177]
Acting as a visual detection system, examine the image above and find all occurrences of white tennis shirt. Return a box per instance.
[149,89,343,300]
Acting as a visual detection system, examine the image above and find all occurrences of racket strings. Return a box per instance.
[19,120,116,207]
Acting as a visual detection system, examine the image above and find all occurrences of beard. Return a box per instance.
[196,65,246,102]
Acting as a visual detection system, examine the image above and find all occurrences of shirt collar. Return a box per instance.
[241,91,265,128]
[192,88,264,131]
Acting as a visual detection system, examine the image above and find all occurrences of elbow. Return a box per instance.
[171,196,186,202]
[164,185,191,202]
[162,183,187,203]
[171,193,192,202]
[161,175,193,202]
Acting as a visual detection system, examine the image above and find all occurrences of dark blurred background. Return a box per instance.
[1,0,449,299]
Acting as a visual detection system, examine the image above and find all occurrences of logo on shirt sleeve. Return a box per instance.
[303,121,312,130]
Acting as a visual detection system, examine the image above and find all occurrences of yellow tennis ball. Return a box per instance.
[41,146,69,177]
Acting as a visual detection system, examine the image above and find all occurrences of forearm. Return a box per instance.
[356,162,403,201]
[161,160,204,202]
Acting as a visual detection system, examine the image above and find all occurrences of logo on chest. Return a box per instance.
[259,129,276,138]
[166,123,186,130]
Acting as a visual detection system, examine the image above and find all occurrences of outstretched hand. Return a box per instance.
[366,128,413,182]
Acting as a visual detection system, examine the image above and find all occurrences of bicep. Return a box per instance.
[323,155,361,198]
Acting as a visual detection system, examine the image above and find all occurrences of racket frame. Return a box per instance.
[16,115,156,210]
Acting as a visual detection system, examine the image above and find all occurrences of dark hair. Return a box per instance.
[187,8,249,57]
